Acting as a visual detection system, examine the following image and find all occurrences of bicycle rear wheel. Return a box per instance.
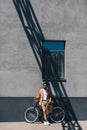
[50,107,65,123]
[25,107,38,123]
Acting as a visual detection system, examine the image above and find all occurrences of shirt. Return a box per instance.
[42,89,48,100]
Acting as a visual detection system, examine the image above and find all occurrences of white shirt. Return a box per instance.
[42,89,48,100]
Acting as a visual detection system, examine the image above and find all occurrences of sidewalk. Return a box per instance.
[0,121,87,130]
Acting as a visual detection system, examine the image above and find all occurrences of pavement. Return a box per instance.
[0,121,87,130]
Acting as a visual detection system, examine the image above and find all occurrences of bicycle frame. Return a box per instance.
[34,101,43,119]
[25,100,65,123]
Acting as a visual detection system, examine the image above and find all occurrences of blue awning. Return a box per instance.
[42,41,65,51]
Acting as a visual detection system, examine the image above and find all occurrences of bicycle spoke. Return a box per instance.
[25,107,38,123]
[50,107,65,123]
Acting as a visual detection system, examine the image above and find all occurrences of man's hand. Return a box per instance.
[34,96,40,101]
[34,97,36,100]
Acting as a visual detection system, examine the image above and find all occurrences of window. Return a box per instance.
[42,41,65,81]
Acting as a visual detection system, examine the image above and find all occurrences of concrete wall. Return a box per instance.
[31,0,87,97]
[0,0,87,97]
[0,97,87,122]
[0,0,42,97]
[0,0,87,122]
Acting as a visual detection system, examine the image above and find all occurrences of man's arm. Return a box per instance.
[34,89,41,100]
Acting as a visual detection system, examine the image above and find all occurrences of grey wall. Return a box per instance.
[0,97,87,122]
[0,0,42,97]
[31,0,87,97]
[0,0,87,97]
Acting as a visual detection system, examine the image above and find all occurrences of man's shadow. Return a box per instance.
[13,0,82,129]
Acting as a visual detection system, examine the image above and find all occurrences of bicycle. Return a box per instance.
[24,100,65,123]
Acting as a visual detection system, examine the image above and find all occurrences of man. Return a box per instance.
[34,82,53,125]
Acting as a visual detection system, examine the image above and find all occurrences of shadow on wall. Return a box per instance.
[47,81,82,130]
[13,0,45,71]
[12,0,82,129]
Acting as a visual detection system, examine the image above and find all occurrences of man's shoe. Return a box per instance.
[44,121,47,125]
[44,121,50,126]
[46,121,50,125]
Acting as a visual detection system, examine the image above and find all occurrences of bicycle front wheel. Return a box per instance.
[50,107,65,123]
[25,107,38,123]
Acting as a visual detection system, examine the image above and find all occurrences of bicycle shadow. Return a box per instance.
[13,0,82,129]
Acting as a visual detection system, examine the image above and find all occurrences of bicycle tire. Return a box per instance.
[25,107,38,123]
[50,107,65,123]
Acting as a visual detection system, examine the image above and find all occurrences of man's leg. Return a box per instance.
[42,101,47,121]
[46,104,52,116]
[42,101,50,125]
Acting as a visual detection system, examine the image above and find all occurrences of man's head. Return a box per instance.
[43,82,48,89]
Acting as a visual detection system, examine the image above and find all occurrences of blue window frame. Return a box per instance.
[42,41,65,81]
